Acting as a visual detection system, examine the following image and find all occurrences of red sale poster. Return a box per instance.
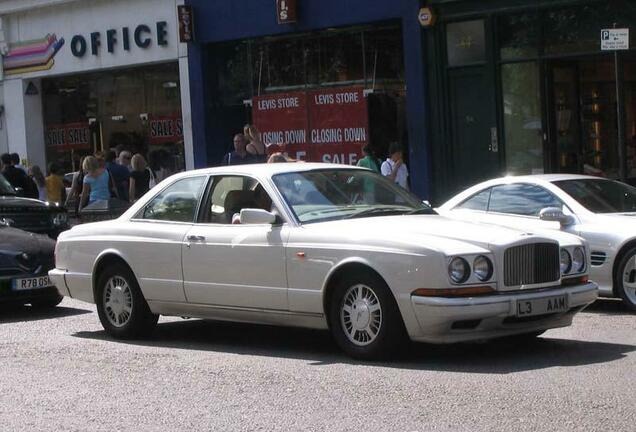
[252,91,308,159]
[149,114,184,145]
[45,122,91,151]
[252,86,368,164]
[307,87,368,164]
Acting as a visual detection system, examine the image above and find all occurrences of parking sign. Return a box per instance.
[601,28,629,50]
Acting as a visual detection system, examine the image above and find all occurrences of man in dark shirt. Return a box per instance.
[1,153,39,198]
[222,134,255,165]
[105,150,130,201]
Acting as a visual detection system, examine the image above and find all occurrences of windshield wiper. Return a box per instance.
[344,207,410,219]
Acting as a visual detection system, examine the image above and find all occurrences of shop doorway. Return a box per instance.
[544,54,636,179]
[448,67,500,192]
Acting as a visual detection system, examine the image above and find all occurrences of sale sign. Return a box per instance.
[149,114,183,145]
[307,87,368,164]
[252,91,309,158]
[252,86,368,164]
[45,122,91,151]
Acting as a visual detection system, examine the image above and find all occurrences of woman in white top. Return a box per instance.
[29,165,48,201]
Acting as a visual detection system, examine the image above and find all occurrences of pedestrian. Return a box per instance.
[222,134,255,165]
[65,156,85,213]
[105,150,130,201]
[29,165,47,201]
[129,154,153,202]
[1,152,38,198]
[381,142,409,190]
[244,124,268,162]
[11,153,27,174]
[80,156,114,209]
[45,162,66,206]
[356,145,382,173]
[118,150,133,172]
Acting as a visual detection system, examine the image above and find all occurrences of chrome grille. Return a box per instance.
[590,251,607,266]
[504,243,560,286]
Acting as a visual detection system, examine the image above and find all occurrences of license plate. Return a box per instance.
[516,294,569,317]
[12,276,53,291]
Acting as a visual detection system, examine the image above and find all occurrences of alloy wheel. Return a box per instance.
[340,284,383,346]
[103,276,134,328]
[622,255,636,306]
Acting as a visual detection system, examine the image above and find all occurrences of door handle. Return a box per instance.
[186,235,205,242]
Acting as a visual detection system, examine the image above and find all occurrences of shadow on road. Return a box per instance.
[0,304,92,324]
[584,298,634,315]
[73,318,635,373]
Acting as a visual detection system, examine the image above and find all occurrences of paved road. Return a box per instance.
[0,298,634,432]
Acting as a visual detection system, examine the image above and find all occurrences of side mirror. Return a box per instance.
[423,200,431,206]
[14,187,24,197]
[239,208,277,225]
[539,207,574,227]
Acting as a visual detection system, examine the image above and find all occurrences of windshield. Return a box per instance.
[0,173,15,195]
[272,168,434,224]
[553,179,636,213]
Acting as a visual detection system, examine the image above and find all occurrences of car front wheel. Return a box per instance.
[96,263,158,339]
[328,272,405,360]
[616,247,636,311]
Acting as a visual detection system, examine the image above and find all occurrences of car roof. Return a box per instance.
[175,162,365,178]
[498,173,609,183]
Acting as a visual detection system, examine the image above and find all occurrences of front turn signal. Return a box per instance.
[412,286,495,298]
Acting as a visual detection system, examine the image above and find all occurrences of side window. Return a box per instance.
[139,176,207,222]
[488,184,563,216]
[200,175,274,224]
[456,188,492,211]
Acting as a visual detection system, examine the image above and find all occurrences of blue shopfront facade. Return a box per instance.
[185,0,431,198]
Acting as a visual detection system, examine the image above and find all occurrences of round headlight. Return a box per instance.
[449,257,470,283]
[572,247,585,273]
[560,249,572,274]
[473,255,493,281]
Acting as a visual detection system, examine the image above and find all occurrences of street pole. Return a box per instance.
[614,23,627,181]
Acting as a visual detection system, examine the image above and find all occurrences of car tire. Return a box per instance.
[328,271,406,360]
[96,263,158,339]
[29,294,63,309]
[615,247,636,311]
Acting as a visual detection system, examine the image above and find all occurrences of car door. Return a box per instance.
[181,175,288,310]
[125,175,209,303]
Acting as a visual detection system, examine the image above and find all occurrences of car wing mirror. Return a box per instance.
[539,207,574,227]
[239,208,277,225]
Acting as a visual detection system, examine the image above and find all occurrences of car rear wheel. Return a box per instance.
[328,272,406,360]
[29,294,63,309]
[616,247,636,311]
[96,263,158,339]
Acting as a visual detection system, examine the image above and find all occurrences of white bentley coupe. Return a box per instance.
[50,164,597,359]
[439,174,636,310]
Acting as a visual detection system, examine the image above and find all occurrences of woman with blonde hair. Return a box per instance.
[129,153,154,202]
[80,155,114,209]
[244,124,267,162]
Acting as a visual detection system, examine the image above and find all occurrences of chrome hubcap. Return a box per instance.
[340,284,382,346]
[103,276,133,328]
[622,255,636,305]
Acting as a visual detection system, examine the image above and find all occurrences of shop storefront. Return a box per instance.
[0,0,193,175]
[186,0,431,198]
[427,0,636,202]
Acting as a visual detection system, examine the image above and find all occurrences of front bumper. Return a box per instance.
[409,282,598,344]
[0,274,61,304]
